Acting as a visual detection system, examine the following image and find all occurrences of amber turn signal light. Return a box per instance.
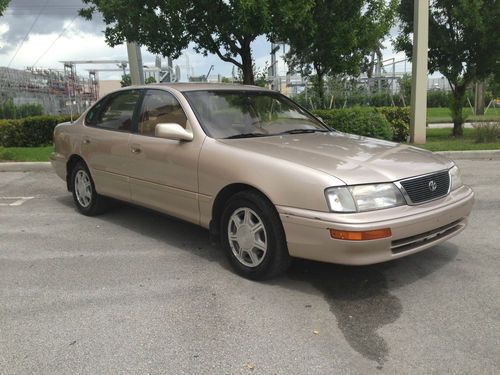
[330,228,392,241]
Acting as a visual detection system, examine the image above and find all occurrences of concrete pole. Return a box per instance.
[410,0,429,144]
[474,81,485,115]
[126,42,144,85]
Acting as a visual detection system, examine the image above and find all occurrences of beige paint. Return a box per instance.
[51,83,474,266]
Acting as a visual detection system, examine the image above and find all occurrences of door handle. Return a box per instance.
[82,137,91,145]
[131,147,142,154]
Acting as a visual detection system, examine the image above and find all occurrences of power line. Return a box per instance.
[6,0,50,68]
[31,15,78,68]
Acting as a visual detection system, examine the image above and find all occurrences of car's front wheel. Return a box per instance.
[221,190,291,280]
[70,161,108,216]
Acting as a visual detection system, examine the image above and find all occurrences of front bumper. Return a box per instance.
[278,185,474,265]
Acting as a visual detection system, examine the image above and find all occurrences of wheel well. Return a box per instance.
[66,155,85,191]
[210,183,272,241]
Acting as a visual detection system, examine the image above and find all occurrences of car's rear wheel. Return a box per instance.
[221,190,291,280]
[70,161,108,216]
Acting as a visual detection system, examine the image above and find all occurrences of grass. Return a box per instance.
[417,128,500,152]
[0,146,53,162]
[427,107,500,123]
[0,126,498,161]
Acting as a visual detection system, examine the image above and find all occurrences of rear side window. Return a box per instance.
[87,90,140,132]
[138,90,188,137]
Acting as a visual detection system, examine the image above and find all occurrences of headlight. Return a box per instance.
[325,183,405,213]
[449,165,463,191]
[325,187,357,212]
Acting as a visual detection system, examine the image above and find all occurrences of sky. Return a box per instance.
[0,0,408,81]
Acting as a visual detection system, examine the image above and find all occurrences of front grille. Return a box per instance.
[399,171,450,204]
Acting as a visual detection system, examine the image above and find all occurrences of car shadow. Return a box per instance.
[56,196,230,269]
[271,244,459,368]
[56,196,459,368]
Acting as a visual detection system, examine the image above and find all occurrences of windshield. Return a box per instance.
[183,90,329,139]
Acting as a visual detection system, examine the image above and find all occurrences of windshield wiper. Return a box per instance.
[278,129,330,135]
[225,133,269,139]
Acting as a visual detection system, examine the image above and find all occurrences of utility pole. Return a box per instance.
[410,0,428,144]
[126,42,144,85]
[474,81,485,115]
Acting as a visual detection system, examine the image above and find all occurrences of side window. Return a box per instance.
[85,100,105,126]
[92,90,140,132]
[138,90,188,137]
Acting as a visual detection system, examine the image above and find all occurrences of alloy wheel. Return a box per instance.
[227,207,268,267]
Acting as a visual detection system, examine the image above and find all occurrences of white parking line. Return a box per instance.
[0,197,35,206]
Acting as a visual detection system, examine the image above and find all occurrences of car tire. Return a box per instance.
[70,161,109,216]
[221,190,291,280]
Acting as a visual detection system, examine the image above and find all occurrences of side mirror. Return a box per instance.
[155,123,193,142]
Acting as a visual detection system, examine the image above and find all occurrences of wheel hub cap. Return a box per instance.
[227,207,267,268]
[74,170,92,208]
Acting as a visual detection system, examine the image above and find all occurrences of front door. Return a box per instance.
[127,89,202,225]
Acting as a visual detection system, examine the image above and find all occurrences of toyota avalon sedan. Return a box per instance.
[51,84,474,280]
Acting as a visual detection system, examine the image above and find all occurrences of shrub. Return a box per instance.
[473,122,500,143]
[427,90,450,107]
[0,99,44,119]
[0,115,73,147]
[313,108,393,141]
[375,107,411,142]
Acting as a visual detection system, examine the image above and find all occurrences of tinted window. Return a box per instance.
[85,99,105,125]
[138,90,187,137]
[90,90,140,132]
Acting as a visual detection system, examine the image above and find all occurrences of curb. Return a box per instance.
[0,162,52,172]
[435,150,500,160]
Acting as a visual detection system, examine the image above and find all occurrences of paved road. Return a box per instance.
[1,160,499,374]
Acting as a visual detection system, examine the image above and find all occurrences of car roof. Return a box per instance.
[140,83,273,92]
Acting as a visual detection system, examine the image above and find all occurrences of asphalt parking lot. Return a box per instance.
[1,159,499,374]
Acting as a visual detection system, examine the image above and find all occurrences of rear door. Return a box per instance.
[81,89,141,201]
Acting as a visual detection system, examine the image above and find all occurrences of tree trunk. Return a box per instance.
[450,83,467,137]
[240,44,255,85]
[315,70,325,109]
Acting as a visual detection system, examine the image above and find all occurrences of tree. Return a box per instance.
[120,74,131,87]
[274,0,396,108]
[235,63,269,87]
[145,76,157,84]
[0,0,10,16]
[80,0,278,85]
[395,0,500,136]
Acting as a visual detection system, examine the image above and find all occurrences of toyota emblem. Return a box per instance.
[428,180,437,192]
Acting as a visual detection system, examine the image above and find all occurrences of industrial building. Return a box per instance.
[0,65,98,116]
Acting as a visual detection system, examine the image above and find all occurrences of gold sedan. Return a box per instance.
[51,84,474,279]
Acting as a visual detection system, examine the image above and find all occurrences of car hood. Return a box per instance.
[218,132,453,185]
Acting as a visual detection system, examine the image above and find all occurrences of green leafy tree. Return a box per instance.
[1,99,16,119]
[0,0,10,16]
[235,63,269,87]
[275,0,396,108]
[80,0,279,85]
[145,76,157,84]
[395,0,500,136]
[120,74,131,87]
